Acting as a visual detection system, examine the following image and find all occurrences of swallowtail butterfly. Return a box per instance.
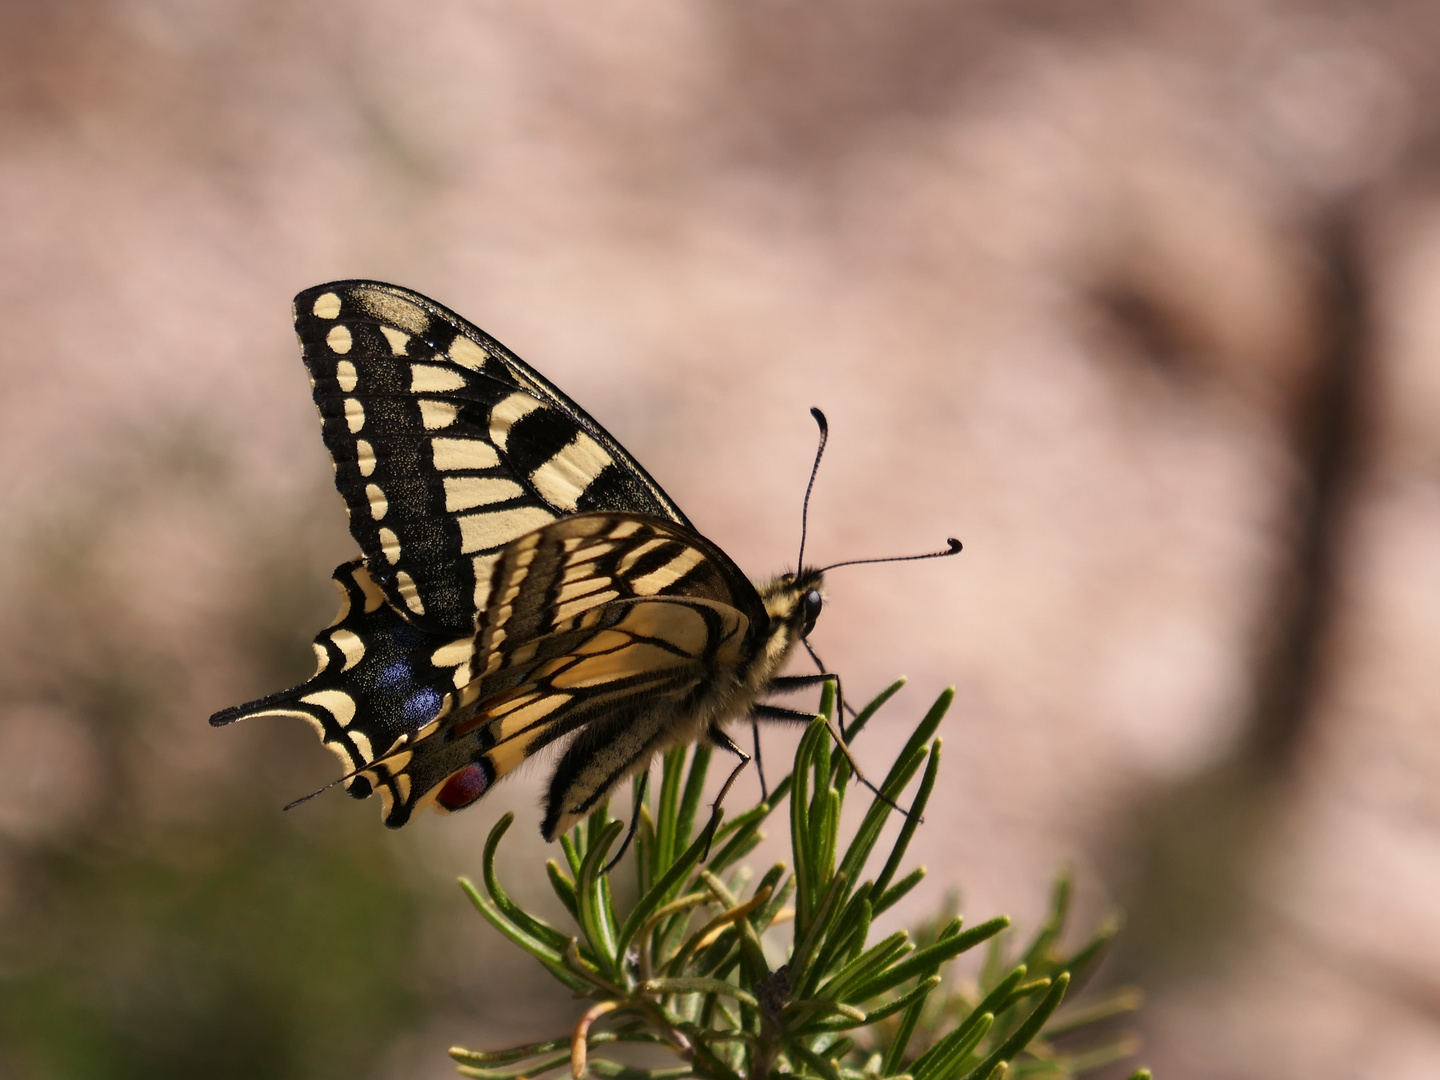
[210,281,958,842]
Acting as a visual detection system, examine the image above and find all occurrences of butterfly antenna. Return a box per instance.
[819,537,963,575]
[797,407,829,571]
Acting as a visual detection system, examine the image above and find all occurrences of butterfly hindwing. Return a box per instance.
[208,559,471,811]
[295,281,691,633]
[469,512,764,680]
[212,514,768,830]
[366,594,753,836]
[352,514,765,832]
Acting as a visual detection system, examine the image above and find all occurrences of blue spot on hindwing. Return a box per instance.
[402,686,443,727]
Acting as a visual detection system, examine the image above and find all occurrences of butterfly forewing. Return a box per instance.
[295,281,691,633]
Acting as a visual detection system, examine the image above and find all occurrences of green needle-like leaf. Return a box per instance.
[911,1011,994,1080]
[546,859,581,922]
[849,916,1010,1002]
[458,878,592,993]
[640,977,758,1006]
[449,682,1140,1080]
[484,814,571,952]
[614,813,725,959]
[871,740,941,900]
[873,866,927,917]
[838,677,907,747]
[959,974,1069,1080]
[576,819,626,976]
[676,740,714,853]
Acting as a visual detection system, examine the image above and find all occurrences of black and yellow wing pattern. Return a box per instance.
[211,281,774,836]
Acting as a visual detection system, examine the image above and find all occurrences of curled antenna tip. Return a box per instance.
[809,406,828,433]
[818,536,965,574]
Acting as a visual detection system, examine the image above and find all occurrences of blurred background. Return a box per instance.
[3,1,1439,1076]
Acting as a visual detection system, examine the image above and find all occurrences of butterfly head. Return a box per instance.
[758,566,827,662]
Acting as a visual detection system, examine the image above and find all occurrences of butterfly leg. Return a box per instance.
[753,675,831,803]
[602,769,649,876]
[751,718,768,803]
[756,700,920,826]
[767,674,833,692]
[802,639,860,734]
[700,724,751,861]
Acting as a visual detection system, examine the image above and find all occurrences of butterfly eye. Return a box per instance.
[802,589,823,636]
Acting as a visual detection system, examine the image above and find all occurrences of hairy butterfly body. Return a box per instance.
[210,281,844,839]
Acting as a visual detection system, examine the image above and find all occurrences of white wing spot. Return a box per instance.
[449,335,489,370]
[326,576,352,627]
[420,401,459,430]
[630,547,707,594]
[327,325,353,354]
[366,483,388,520]
[489,392,542,451]
[618,538,670,574]
[555,590,620,623]
[345,398,365,433]
[356,439,377,476]
[432,437,499,471]
[348,729,374,763]
[354,564,388,612]
[563,559,606,583]
[444,475,525,512]
[410,364,466,393]
[495,694,571,736]
[396,570,426,615]
[472,552,500,609]
[301,688,357,727]
[379,527,402,563]
[484,630,507,674]
[312,292,342,319]
[555,576,615,605]
[566,542,617,567]
[430,637,472,668]
[531,432,614,512]
[330,628,365,671]
[384,748,415,772]
[336,359,358,393]
[457,505,555,554]
[381,326,410,355]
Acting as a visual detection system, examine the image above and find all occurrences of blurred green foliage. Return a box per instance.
[0,816,420,1079]
[0,439,430,1079]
